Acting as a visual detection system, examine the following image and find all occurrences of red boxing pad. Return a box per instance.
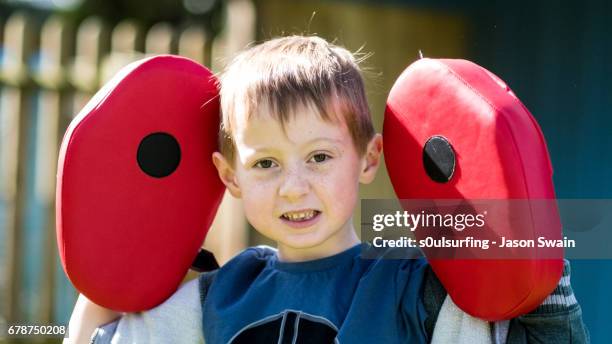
[383,58,563,320]
[56,55,224,312]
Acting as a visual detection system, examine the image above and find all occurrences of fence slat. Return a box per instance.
[146,22,174,55]
[0,11,37,322]
[69,17,110,93]
[34,15,74,324]
[178,24,208,65]
[100,19,144,84]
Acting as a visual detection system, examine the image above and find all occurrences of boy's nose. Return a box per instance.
[279,169,310,201]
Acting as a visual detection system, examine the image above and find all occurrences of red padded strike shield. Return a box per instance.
[56,55,224,312]
[383,58,563,320]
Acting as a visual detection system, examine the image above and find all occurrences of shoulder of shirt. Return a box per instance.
[148,277,202,315]
[94,278,203,344]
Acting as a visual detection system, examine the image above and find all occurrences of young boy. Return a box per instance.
[66,35,588,343]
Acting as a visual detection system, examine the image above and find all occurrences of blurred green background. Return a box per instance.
[0,0,610,342]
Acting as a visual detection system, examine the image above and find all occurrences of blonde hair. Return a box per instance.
[218,35,375,164]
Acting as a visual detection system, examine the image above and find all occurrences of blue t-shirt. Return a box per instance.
[200,243,429,343]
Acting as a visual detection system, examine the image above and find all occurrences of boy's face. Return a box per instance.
[213,104,382,261]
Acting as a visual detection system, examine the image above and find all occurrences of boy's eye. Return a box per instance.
[310,153,331,163]
[254,159,276,169]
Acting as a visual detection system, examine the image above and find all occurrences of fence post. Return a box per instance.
[33,14,74,324]
[100,19,144,84]
[69,17,109,94]
[178,24,208,66]
[146,22,174,56]
[0,11,37,322]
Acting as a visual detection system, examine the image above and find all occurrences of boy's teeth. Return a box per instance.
[283,210,317,221]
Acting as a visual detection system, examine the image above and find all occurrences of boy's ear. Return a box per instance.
[359,133,383,184]
[212,152,242,198]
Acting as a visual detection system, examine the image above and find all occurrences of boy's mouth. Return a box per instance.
[280,209,321,222]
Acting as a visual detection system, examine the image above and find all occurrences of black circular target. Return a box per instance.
[137,132,181,178]
[423,136,455,183]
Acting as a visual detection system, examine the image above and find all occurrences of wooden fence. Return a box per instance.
[0,0,255,329]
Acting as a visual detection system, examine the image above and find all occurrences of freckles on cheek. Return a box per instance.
[320,171,359,202]
[242,180,274,212]
[243,181,264,199]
